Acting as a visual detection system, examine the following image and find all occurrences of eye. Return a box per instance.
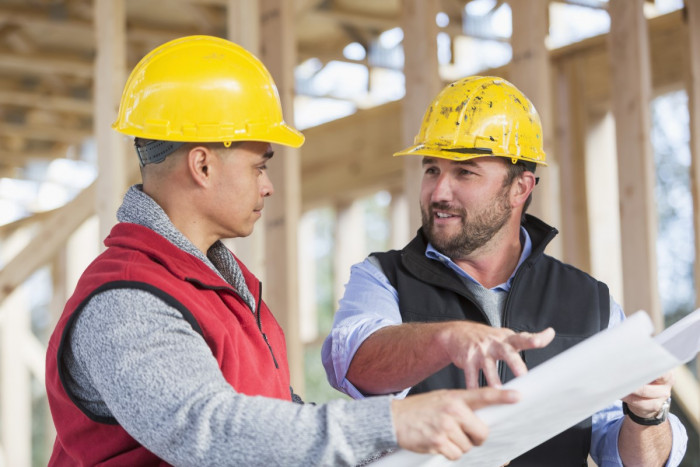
[424,166,439,175]
[458,168,473,176]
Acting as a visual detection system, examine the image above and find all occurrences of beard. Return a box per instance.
[421,185,512,259]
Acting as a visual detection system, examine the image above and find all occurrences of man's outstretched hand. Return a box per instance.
[438,323,555,388]
[391,387,520,460]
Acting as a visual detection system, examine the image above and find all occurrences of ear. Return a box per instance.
[511,170,537,209]
[186,145,214,188]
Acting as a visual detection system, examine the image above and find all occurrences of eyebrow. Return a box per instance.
[422,157,479,167]
[263,150,274,160]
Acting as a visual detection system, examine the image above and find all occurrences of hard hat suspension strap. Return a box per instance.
[135,140,185,166]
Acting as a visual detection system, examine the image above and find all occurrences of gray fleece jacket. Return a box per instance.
[62,185,397,466]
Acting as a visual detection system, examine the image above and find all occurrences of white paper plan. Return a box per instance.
[370,309,700,467]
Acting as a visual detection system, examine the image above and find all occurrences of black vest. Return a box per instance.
[372,215,609,467]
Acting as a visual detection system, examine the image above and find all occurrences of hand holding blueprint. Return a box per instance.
[371,309,700,467]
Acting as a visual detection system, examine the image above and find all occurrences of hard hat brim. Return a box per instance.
[266,123,305,148]
[393,143,547,166]
[111,121,305,148]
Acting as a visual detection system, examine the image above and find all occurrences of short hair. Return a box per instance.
[503,160,536,218]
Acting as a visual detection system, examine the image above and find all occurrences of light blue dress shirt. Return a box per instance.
[322,227,687,466]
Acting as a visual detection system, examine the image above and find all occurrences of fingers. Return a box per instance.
[465,362,480,390]
[448,324,555,389]
[481,357,502,388]
[507,327,555,351]
[499,349,528,378]
[392,388,520,460]
[622,371,674,418]
[652,371,675,386]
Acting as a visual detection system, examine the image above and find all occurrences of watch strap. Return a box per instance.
[622,399,670,426]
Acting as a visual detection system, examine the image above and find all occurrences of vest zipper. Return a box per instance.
[186,277,280,369]
[256,282,279,369]
[500,260,531,383]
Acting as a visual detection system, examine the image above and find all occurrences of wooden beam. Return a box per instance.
[401,0,442,234]
[0,5,93,38]
[684,0,700,440]
[608,0,662,328]
[555,59,591,271]
[317,7,396,32]
[94,0,127,242]
[260,0,304,394]
[686,0,700,319]
[672,365,700,434]
[0,52,93,79]
[0,122,90,143]
[301,101,403,212]
[0,183,96,304]
[0,90,92,115]
[510,0,562,258]
[0,289,31,467]
[333,200,366,309]
[0,149,67,168]
[226,0,266,293]
[227,0,260,55]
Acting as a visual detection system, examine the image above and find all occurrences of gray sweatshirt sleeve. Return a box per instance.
[67,288,397,466]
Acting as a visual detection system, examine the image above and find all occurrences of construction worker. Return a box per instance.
[323,76,688,465]
[44,37,523,466]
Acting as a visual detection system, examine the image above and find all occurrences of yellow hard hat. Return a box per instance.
[112,35,304,148]
[394,76,546,166]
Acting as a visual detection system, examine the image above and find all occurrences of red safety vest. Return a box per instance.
[45,222,291,466]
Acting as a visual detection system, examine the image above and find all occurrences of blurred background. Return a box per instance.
[0,0,697,465]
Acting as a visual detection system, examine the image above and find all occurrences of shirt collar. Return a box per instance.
[425,226,532,292]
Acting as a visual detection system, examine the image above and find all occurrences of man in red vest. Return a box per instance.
[44,36,533,466]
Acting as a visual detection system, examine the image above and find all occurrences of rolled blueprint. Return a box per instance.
[371,309,700,467]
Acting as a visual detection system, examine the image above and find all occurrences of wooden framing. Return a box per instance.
[94,0,127,242]
[555,58,591,271]
[0,1,698,462]
[608,0,662,329]
[510,0,561,259]
[226,0,266,285]
[259,0,304,393]
[400,0,442,234]
[683,0,700,445]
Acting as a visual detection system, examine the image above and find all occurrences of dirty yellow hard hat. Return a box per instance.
[112,35,304,149]
[394,76,546,167]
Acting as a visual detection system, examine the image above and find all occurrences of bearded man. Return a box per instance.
[322,76,687,466]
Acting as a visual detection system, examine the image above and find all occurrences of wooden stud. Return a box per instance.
[259,0,304,394]
[682,0,700,440]
[297,213,318,344]
[333,201,366,308]
[0,288,31,467]
[226,0,266,283]
[509,0,562,259]
[400,0,442,235]
[585,112,624,301]
[555,59,591,271]
[608,0,662,328]
[94,0,128,244]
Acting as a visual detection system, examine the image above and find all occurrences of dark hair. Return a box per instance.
[503,160,536,219]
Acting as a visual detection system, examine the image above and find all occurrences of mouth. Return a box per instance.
[433,209,461,221]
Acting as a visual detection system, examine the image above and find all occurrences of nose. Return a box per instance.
[261,171,274,197]
[430,173,453,203]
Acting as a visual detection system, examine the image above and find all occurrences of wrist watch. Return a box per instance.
[623,398,671,426]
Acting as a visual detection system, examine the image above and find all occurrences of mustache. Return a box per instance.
[429,202,465,216]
